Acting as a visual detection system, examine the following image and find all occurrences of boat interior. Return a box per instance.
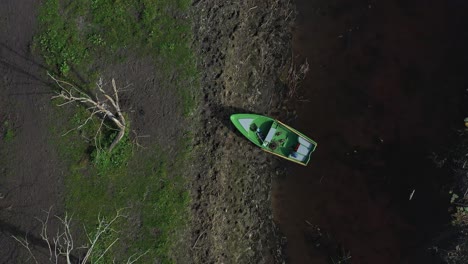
[249,119,315,163]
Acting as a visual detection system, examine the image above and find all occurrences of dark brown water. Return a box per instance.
[273,0,468,263]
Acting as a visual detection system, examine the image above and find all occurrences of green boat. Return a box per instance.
[230,113,317,166]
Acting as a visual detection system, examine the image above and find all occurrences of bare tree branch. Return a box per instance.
[35,207,53,260]
[81,208,127,263]
[12,208,146,263]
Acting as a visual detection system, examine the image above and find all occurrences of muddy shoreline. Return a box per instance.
[189,0,295,263]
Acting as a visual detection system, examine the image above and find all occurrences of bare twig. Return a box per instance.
[11,235,39,264]
[287,55,309,98]
[126,250,150,264]
[192,231,205,250]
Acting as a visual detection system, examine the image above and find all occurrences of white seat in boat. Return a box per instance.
[296,144,310,156]
[262,127,277,147]
[298,137,312,149]
[289,152,306,162]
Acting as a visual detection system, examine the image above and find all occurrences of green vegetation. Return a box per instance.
[2,120,15,142]
[450,190,468,227]
[58,117,191,262]
[36,0,196,77]
[36,0,197,113]
[38,0,197,262]
[445,190,468,263]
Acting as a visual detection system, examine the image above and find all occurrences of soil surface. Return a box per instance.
[0,0,297,263]
[189,0,295,263]
[273,0,468,263]
[0,1,67,262]
[0,1,193,263]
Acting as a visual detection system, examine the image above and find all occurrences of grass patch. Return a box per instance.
[38,0,198,262]
[36,0,89,76]
[36,0,198,111]
[2,120,15,142]
[50,104,191,263]
[35,0,196,78]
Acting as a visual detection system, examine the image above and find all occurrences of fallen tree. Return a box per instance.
[49,73,126,152]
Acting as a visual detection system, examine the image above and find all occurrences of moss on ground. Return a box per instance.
[2,120,15,142]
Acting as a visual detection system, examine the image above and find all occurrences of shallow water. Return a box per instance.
[272,0,468,263]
